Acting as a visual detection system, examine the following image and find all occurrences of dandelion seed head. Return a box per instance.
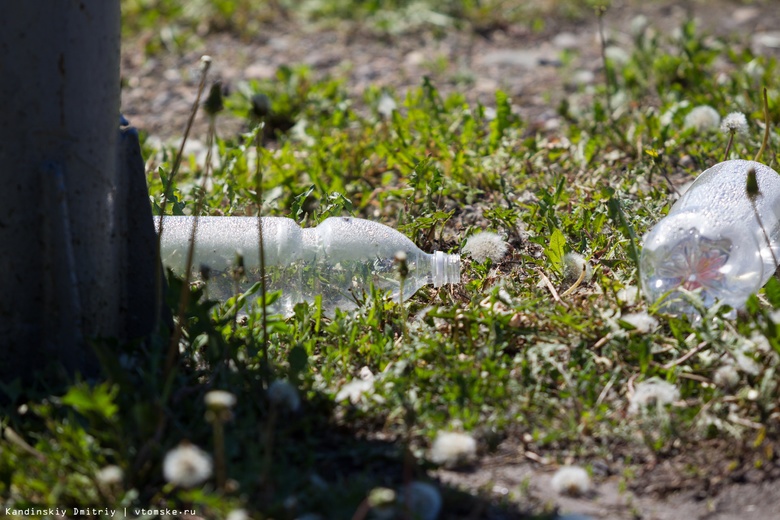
[399,481,442,520]
[368,487,397,514]
[551,465,591,497]
[335,378,375,404]
[628,378,680,415]
[713,364,740,389]
[204,389,237,410]
[163,441,213,488]
[745,59,764,80]
[377,93,398,118]
[747,332,772,353]
[226,509,250,520]
[605,46,630,65]
[463,232,508,263]
[563,252,593,283]
[721,112,748,134]
[733,351,760,376]
[430,431,477,468]
[684,105,720,131]
[621,311,659,333]
[96,465,123,486]
[268,380,301,411]
[616,286,640,305]
[629,14,649,37]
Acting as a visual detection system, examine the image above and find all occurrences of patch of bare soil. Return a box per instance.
[121,1,780,517]
[436,435,780,519]
[121,1,780,144]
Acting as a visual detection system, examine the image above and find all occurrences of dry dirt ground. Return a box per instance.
[121,1,780,518]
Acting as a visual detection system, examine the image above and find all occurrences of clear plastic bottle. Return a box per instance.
[155,216,461,316]
[640,159,780,313]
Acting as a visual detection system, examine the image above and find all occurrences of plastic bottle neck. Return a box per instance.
[431,251,460,287]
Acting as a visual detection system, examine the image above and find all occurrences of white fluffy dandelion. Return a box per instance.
[268,380,301,412]
[628,378,680,415]
[96,465,123,486]
[430,431,477,468]
[713,364,740,389]
[336,367,376,404]
[629,14,649,37]
[463,232,508,263]
[563,252,592,283]
[163,441,213,488]
[721,112,748,134]
[605,46,630,65]
[226,509,250,520]
[399,481,442,520]
[616,286,639,305]
[377,92,398,118]
[621,311,659,333]
[551,465,591,497]
[335,379,375,404]
[733,351,760,376]
[684,105,720,131]
[204,389,237,410]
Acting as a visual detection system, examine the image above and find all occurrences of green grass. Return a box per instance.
[4,5,780,519]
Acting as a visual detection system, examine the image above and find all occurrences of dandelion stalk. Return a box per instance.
[560,263,587,298]
[204,390,236,492]
[746,166,779,269]
[395,251,409,339]
[212,415,227,490]
[721,112,748,162]
[254,121,270,386]
[164,73,221,380]
[754,87,770,163]
[156,56,211,336]
[723,130,736,162]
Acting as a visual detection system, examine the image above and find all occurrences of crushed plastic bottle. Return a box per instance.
[155,216,461,316]
[640,159,780,313]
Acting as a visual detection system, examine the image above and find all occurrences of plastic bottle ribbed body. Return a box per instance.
[640,160,780,312]
[155,216,460,316]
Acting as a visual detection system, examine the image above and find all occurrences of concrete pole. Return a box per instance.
[0,1,121,379]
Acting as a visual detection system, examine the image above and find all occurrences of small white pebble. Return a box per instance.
[551,465,591,497]
[430,431,477,468]
[463,232,508,263]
